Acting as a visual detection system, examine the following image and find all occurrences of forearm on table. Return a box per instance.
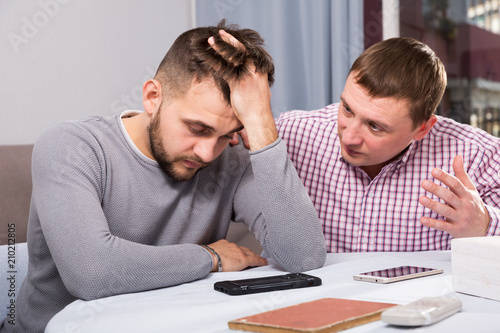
[49,234,213,300]
[247,139,326,272]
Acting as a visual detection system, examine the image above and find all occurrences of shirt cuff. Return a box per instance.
[485,204,500,236]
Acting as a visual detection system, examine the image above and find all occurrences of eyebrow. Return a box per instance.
[339,96,348,109]
[339,97,392,131]
[184,120,244,136]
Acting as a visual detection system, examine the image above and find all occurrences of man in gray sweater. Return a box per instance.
[0,22,326,332]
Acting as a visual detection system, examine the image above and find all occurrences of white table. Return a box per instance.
[45,251,500,333]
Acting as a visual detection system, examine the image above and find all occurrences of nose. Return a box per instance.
[340,122,363,146]
[192,138,219,163]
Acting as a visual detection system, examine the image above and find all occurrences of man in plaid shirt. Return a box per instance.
[273,38,500,252]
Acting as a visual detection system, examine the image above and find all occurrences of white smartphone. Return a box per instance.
[353,265,443,284]
[381,297,462,326]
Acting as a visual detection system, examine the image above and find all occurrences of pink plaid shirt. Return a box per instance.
[276,103,500,252]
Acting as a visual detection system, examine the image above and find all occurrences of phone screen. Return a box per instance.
[360,266,437,278]
[353,266,443,283]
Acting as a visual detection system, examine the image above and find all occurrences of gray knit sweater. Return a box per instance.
[1,112,326,332]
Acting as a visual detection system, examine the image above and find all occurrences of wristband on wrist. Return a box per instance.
[203,245,222,272]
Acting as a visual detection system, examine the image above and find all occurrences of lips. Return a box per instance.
[343,144,361,156]
[183,160,201,169]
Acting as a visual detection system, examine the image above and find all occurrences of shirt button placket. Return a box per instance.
[361,182,379,251]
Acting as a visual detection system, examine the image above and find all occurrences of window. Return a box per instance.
[365,0,500,136]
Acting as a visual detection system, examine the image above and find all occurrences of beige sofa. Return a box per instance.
[0,145,33,245]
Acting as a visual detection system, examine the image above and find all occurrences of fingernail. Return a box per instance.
[420,197,430,205]
[432,168,442,177]
[208,36,214,45]
[421,180,431,189]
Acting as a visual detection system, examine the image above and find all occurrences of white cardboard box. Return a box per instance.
[452,236,500,301]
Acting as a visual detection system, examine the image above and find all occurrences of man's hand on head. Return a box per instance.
[419,155,491,238]
[208,30,278,151]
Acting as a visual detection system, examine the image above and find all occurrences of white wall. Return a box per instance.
[0,0,194,145]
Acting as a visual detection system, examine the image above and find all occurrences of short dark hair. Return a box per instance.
[155,20,274,105]
[349,37,447,128]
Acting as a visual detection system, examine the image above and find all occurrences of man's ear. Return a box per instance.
[143,79,163,116]
[414,115,438,141]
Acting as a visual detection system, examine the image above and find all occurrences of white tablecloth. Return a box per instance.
[45,251,500,333]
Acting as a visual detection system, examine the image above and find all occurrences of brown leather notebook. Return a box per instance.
[228,298,397,333]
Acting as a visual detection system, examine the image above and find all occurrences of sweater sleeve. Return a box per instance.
[31,123,213,300]
[232,138,327,272]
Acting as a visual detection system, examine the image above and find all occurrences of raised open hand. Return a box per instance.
[419,155,490,238]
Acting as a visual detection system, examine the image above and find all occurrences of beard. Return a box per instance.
[148,108,209,181]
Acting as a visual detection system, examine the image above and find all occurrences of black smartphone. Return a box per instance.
[214,273,322,295]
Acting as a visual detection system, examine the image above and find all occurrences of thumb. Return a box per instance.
[229,132,240,146]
